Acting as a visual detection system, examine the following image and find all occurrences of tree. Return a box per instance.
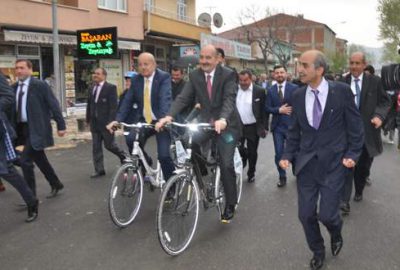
[327,52,347,74]
[378,0,400,62]
[237,7,300,72]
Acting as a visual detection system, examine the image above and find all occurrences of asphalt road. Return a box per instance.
[1,134,399,270]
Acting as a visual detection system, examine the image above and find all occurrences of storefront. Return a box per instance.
[0,29,140,116]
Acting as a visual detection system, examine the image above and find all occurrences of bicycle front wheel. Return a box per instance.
[157,171,200,256]
[108,163,144,228]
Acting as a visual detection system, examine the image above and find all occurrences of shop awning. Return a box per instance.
[3,30,141,50]
[4,30,76,45]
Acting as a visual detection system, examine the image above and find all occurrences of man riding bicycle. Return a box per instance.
[156,44,242,223]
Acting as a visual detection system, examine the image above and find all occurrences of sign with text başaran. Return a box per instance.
[77,27,118,59]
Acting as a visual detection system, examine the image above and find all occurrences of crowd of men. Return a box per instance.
[1,43,398,269]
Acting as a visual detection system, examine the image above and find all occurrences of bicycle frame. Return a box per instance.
[120,122,165,189]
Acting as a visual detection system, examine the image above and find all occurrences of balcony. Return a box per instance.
[144,4,211,41]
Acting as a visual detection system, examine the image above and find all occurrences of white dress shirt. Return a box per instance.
[351,73,363,106]
[93,81,105,103]
[305,78,329,127]
[143,71,156,120]
[16,77,31,123]
[236,83,256,125]
[204,68,216,87]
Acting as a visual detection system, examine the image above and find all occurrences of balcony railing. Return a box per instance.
[144,4,198,26]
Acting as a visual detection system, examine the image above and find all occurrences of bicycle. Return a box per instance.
[108,122,166,228]
[156,122,243,256]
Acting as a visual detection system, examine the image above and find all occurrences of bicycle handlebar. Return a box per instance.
[166,122,215,132]
[118,122,155,129]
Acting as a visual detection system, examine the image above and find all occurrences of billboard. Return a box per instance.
[77,27,118,59]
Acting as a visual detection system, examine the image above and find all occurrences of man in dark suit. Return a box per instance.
[107,53,174,182]
[86,67,127,178]
[171,66,194,122]
[13,59,66,198]
[339,52,390,213]
[156,44,242,223]
[236,69,268,183]
[266,65,298,187]
[0,72,38,222]
[279,50,364,270]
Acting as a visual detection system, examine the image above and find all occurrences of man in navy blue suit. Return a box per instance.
[280,50,364,270]
[107,52,174,182]
[266,65,298,187]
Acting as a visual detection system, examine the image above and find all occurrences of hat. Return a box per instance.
[124,71,137,78]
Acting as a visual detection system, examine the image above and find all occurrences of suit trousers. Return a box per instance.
[18,123,63,196]
[193,131,238,206]
[297,156,345,257]
[1,164,36,206]
[353,146,374,196]
[341,168,354,203]
[91,127,127,173]
[272,130,287,178]
[128,122,175,180]
[239,124,260,178]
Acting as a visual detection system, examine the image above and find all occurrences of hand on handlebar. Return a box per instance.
[106,121,119,134]
[155,116,173,132]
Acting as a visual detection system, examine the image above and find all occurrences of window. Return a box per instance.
[98,0,127,12]
[177,0,187,21]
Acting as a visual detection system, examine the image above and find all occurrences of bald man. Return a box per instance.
[108,53,174,182]
[280,50,364,269]
[157,44,242,223]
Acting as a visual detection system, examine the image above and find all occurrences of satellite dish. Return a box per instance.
[198,13,211,27]
[213,13,223,28]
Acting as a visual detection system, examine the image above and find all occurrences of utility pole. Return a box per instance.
[52,0,64,112]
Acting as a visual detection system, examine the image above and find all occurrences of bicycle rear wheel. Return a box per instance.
[157,171,200,256]
[108,163,144,227]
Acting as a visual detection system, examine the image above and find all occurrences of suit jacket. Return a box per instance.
[116,68,172,123]
[12,77,65,150]
[86,81,118,132]
[265,82,298,132]
[0,73,16,174]
[238,84,268,138]
[342,73,390,157]
[169,65,241,135]
[282,81,364,176]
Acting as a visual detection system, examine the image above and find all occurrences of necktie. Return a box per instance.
[354,78,361,109]
[278,84,283,101]
[143,78,152,123]
[312,89,322,129]
[17,83,25,123]
[206,74,212,100]
[93,84,99,103]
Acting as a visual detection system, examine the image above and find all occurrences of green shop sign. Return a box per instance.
[77,27,118,59]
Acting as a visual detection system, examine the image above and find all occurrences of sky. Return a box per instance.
[196,0,383,48]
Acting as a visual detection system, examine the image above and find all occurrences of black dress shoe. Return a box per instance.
[221,204,235,224]
[354,193,363,202]
[90,171,106,179]
[277,177,287,188]
[46,183,64,198]
[331,234,343,256]
[340,202,350,215]
[309,256,324,270]
[247,175,255,183]
[26,199,39,223]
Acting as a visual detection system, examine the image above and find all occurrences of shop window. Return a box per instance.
[98,0,127,12]
[177,0,187,21]
[0,45,15,56]
[17,45,40,57]
[144,45,155,55]
[156,48,165,59]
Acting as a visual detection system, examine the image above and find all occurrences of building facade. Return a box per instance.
[0,0,143,114]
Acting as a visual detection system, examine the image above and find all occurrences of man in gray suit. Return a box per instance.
[340,52,390,214]
[156,44,241,223]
